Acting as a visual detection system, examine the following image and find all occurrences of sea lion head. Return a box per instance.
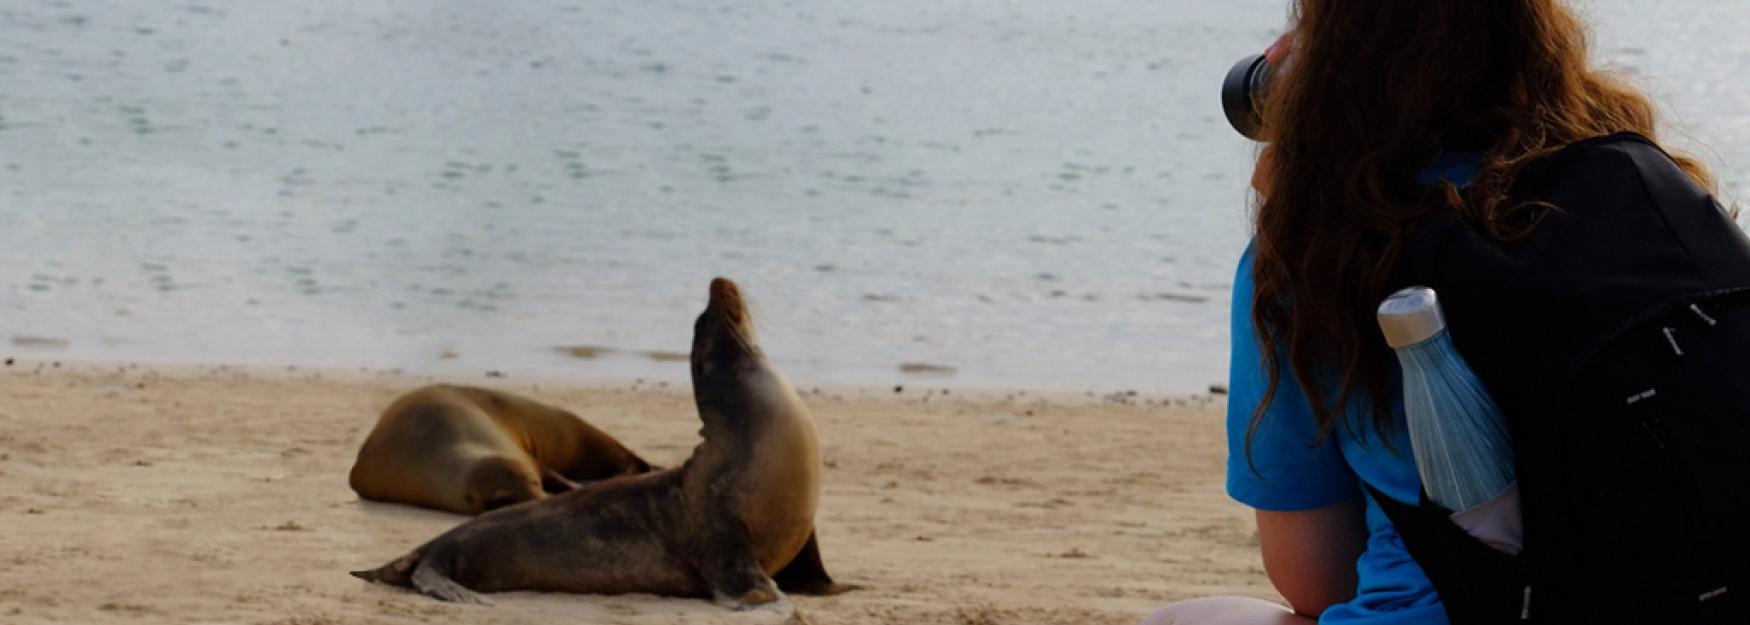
[691,277,762,380]
[462,455,545,513]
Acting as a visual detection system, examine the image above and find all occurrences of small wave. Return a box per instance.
[555,345,616,359]
[11,335,68,349]
[1137,292,1210,304]
[644,351,688,362]
[899,362,956,375]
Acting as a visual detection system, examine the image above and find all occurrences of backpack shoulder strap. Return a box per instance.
[1366,485,1528,624]
[1613,136,1750,289]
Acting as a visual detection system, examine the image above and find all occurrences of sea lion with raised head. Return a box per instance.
[348,384,654,514]
[350,277,855,606]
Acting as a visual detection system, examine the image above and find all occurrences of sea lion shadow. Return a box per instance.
[350,498,470,523]
[491,589,807,623]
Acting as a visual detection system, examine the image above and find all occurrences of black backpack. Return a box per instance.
[1374,132,1750,624]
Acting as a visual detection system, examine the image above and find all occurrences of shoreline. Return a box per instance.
[0,360,1268,625]
[0,355,1228,407]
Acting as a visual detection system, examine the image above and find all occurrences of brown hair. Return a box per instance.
[1249,0,1715,447]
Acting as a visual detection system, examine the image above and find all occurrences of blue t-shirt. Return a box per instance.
[1224,152,1478,625]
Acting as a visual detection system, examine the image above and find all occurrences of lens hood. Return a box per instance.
[1222,53,1268,141]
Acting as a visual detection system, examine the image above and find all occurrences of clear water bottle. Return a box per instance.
[1379,286,1522,554]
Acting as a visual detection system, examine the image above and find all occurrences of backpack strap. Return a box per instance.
[1613,137,1750,288]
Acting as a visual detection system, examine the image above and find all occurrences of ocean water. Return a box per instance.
[2,0,1746,393]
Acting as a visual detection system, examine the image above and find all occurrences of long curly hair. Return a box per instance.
[1248,0,1716,447]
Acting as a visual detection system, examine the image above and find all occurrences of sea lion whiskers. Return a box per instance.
[692,277,762,379]
[708,277,757,344]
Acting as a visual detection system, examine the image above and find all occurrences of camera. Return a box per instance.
[1221,53,1274,141]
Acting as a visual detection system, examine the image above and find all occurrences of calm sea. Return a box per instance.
[2,0,1745,392]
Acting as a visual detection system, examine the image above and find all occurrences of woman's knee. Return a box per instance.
[1139,596,1311,625]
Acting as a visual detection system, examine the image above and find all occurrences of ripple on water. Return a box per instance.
[1137,292,1210,304]
[898,362,956,376]
[11,335,68,348]
[555,344,616,359]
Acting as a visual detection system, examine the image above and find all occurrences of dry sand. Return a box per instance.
[0,361,1274,624]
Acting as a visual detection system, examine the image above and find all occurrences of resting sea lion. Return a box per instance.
[350,277,855,606]
[348,384,653,514]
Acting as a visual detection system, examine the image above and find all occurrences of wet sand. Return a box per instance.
[0,361,1271,624]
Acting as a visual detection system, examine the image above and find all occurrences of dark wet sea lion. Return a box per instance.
[351,277,855,606]
[348,384,653,514]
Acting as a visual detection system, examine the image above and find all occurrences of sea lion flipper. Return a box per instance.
[351,550,420,587]
[540,468,582,493]
[705,561,780,611]
[773,531,862,596]
[699,532,781,610]
[710,584,780,611]
[411,560,492,606]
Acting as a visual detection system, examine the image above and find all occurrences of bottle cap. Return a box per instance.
[1377,286,1447,348]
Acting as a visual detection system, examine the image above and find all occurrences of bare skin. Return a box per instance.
[351,277,855,607]
[348,384,653,514]
[1139,503,1362,625]
[1140,596,1314,625]
[1257,499,1367,618]
[1249,31,1293,196]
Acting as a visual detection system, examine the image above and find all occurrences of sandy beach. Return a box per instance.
[0,360,1270,624]
[3,1,1741,623]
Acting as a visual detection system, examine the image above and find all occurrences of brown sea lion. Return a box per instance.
[348,384,654,514]
[350,277,856,606]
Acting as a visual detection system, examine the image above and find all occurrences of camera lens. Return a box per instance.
[1222,53,1271,141]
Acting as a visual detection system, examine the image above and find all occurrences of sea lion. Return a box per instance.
[348,384,654,514]
[351,277,856,606]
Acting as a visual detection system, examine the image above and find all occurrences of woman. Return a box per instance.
[1144,1,1722,624]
